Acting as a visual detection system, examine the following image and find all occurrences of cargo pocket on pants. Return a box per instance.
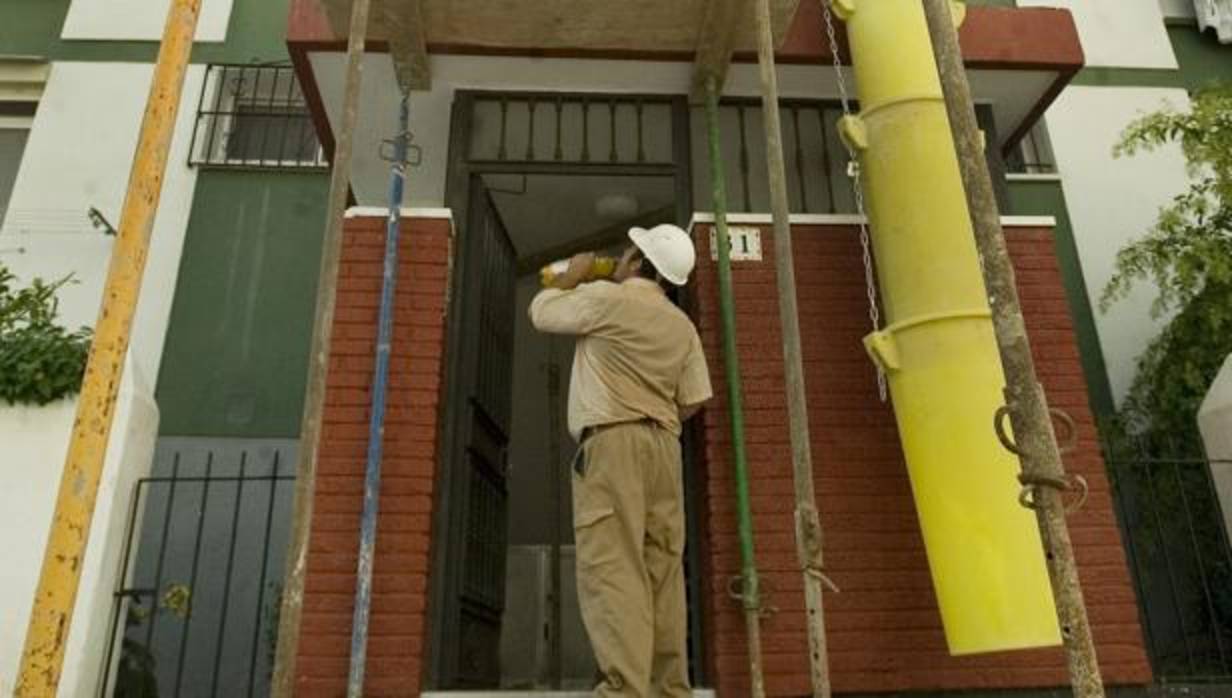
[574,506,617,571]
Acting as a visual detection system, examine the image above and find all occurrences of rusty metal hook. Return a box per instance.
[994,405,1079,457]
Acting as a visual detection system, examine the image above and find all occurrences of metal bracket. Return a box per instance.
[1018,472,1090,514]
[837,114,869,152]
[994,405,1089,513]
[994,404,1079,457]
[380,132,423,167]
[862,329,900,372]
[727,575,778,618]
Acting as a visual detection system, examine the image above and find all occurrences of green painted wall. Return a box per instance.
[0,0,292,64]
[1007,178,1117,420]
[1169,23,1232,91]
[1069,22,1231,90]
[155,170,328,437]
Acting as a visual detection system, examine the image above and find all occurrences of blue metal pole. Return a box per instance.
[347,91,410,697]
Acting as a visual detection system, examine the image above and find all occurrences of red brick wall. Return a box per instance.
[294,215,451,697]
[294,216,1150,696]
[691,223,1152,695]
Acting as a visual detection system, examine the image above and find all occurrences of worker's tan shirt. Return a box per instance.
[529,278,713,441]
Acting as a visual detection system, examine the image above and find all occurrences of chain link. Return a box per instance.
[822,0,887,402]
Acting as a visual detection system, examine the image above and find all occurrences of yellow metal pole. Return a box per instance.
[829,0,1060,654]
[15,0,202,694]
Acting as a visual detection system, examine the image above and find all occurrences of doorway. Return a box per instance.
[428,91,704,690]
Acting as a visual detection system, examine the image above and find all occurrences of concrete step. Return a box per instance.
[422,691,716,697]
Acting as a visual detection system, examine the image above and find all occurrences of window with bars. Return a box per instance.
[189,63,327,170]
[691,99,1016,214]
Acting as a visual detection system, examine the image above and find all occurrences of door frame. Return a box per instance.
[426,89,703,689]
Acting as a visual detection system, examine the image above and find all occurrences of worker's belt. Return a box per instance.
[573,418,658,476]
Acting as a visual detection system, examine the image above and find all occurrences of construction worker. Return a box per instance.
[530,224,712,697]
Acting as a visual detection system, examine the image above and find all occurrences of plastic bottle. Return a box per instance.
[540,256,617,287]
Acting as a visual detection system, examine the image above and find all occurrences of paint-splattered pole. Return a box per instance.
[270,0,374,694]
[921,1,1106,696]
[15,1,203,695]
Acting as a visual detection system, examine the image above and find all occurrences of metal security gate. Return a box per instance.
[102,438,297,698]
[1105,437,1232,684]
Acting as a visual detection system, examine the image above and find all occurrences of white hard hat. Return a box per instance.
[628,224,696,286]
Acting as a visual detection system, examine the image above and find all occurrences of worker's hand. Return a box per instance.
[554,252,595,290]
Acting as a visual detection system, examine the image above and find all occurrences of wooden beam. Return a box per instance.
[691,0,744,103]
[271,0,374,694]
[381,0,431,91]
[516,205,675,275]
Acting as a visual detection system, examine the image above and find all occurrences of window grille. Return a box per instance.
[189,63,327,170]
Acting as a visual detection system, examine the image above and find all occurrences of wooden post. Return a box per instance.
[920,2,1106,696]
[14,1,203,695]
[753,0,833,695]
[270,0,373,694]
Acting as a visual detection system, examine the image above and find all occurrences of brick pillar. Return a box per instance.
[294,214,451,697]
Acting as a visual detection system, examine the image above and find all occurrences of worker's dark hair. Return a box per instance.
[632,250,671,289]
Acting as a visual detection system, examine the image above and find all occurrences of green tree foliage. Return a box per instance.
[1101,86,1232,443]
[0,263,93,405]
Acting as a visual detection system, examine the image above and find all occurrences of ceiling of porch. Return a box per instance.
[318,0,800,53]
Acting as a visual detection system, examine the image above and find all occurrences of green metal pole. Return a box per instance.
[704,75,767,698]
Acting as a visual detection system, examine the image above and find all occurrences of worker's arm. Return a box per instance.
[676,330,714,422]
[529,253,605,335]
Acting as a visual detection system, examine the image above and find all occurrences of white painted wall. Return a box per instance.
[2,61,203,384]
[1042,85,1193,404]
[1159,0,1198,19]
[0,61,201,693]
[1199,355,1232,543]
[61,0,235,42]
[1019,0,1179,68]
[0,358,159,697]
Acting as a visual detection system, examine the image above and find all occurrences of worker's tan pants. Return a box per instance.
[573,422,690,698]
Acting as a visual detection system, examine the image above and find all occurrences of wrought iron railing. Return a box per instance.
[696,98,851,214]
[1104,435,1232,683]
[189,63,326,170]
[466,92,678,167]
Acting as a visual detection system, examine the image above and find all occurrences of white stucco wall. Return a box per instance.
[1019,0,1179,68]
[1042,86,1193,404]
[0,61,200,694]
[1159,0,1199,19]
[61,0,235,42]
[2,61,203,383]
[0,359,160,697]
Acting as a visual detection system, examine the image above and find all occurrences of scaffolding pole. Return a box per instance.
[346,90,410,698]
[920,1,1105,695]
[753,0,834,695]
[271,0,373,693]
[14,2,202,695]
[702,76,768,698]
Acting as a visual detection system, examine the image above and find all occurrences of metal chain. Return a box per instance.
[821,0,887,402]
